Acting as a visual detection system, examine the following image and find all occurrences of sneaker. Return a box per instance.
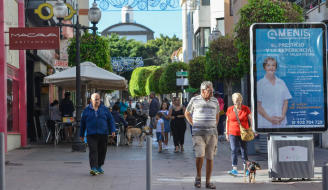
[97,167,104,174]
[228,169,238,177]
[90,168,100,176]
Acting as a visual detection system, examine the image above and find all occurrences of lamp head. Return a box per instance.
[88,2,101,24]
[53,0,68,19]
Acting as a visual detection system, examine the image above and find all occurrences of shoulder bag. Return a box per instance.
[233,106,254,142]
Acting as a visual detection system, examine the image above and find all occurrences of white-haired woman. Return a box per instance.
[225,93,252,176]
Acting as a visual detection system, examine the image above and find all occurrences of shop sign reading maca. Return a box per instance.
[9,27,60,50]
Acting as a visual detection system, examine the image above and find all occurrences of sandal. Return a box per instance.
[194,177,201,188]
[205,183,216,189]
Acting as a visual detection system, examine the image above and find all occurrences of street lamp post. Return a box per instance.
[53,0,101,151]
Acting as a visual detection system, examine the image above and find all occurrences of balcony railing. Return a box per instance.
[291,0,326,12]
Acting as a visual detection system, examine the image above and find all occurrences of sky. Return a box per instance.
[96,10,182,39]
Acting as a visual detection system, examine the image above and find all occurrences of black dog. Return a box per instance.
[245,161,261,183]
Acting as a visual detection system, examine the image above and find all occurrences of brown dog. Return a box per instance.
[126,127,146,146]
[245,161,261,183]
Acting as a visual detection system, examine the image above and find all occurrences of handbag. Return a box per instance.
[233,107,254,142]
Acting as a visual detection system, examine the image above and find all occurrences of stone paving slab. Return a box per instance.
[4,129,328,190]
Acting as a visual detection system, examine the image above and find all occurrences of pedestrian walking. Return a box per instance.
[141,97,150,116]
[155,112,165,153]
[119,99,129,115]
[59,91,75,141]
[225,93,252,176]
[159,102,170,149]
[149,92,160,136]
[185,81,220,189]
[214,92,226,140]
[80,93,116,176]
[169,97,186,153]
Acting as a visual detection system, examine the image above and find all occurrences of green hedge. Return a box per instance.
[159,62,188,94]
[146,66,163,95]
[234,0,303,72]
[188,56,206,89]
[129,66,158,97]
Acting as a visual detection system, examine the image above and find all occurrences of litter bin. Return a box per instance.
[268,135,314,180]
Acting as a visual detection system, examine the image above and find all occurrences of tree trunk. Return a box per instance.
[224,79,233,107]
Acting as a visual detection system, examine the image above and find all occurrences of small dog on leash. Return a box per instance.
[245,161,261,183]
[126,126,148,146]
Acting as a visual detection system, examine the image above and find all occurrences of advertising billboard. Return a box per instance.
[250,23,327,133]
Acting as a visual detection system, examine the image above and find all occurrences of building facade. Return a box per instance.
[101,6,154,43]
[0,0,27,151]
[0,0,84,151]
[182,0,225,62]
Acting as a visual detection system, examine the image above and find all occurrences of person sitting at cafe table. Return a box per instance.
[60,91,75,141]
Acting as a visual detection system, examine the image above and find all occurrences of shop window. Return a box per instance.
[202,0,210,6]
[216,18,225,36]
[195,32,201,56]
[204,28,210,53]
[7,79,19,132]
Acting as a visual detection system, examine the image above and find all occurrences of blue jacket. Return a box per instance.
[149,97,160,117]
[111,110,128,127]
[80,103,116,137]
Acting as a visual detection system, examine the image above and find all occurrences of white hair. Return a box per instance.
[91,93,100,100]
[232,93,243,104]
[200,81,213,90]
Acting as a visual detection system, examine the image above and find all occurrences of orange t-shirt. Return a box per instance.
[226,105,251,136]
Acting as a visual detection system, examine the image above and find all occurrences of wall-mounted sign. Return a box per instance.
[9,27,60,50]
[54,60,68,68]
[250,23,327,133]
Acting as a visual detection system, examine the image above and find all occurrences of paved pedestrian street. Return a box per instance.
[5,129,326,190]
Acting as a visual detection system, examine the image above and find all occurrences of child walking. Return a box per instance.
[159,102,170,149]
[155,112,165,153]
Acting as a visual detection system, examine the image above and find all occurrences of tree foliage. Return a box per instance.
[234,0,304,72]
[68,32,112,71]
[145,66,163,95]
[129,66,158,97]
[188,56,206,89]
[159,62,188,94]
[206,36,241,82]
[148,34,182,65]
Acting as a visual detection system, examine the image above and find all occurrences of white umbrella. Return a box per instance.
[44,61,127,90]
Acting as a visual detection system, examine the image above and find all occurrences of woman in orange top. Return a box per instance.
[225,93,252,176]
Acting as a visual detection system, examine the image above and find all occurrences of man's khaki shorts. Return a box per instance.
[192,135,218,160]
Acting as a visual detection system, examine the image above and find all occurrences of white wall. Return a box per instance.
[7,134,21,151]
[120,35,147,43]
[109,25,147,32]
[193,5,211,33]
[210,0,224,34]
[78,0,89,26]
[306,2,328,22]
[5,0,19,68]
